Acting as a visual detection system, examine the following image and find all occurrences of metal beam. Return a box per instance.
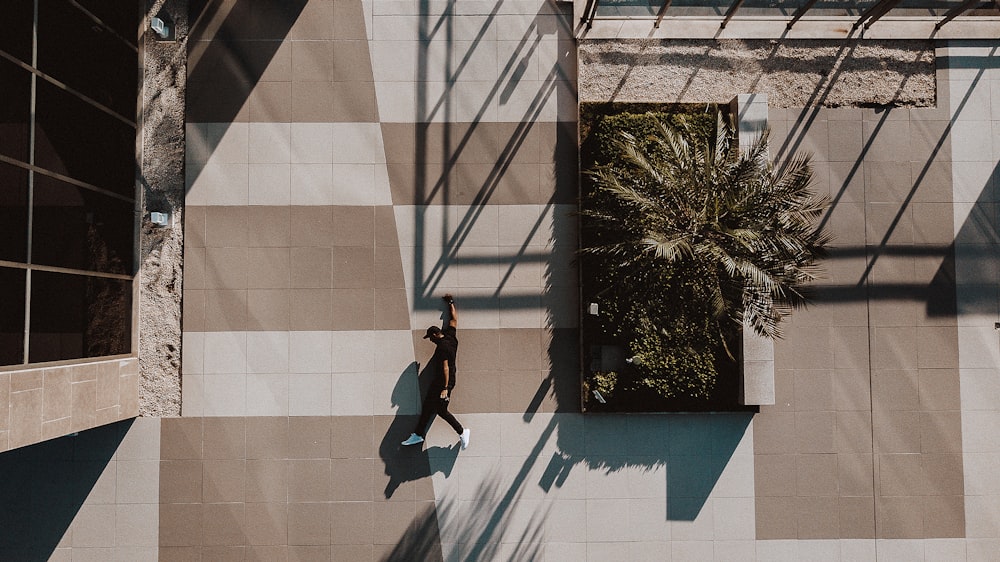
[787,0,823,29]
[864,0,904,29]
[654,0,675,28]
[935,0,983,29]
[720,0,747,28]
[582,0,600,29]
[852,0,904,30]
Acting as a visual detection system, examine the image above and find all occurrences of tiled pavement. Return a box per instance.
[174,0,613,559]
[6,2,1000,560]
[107,13,1000,562]
[758,105,966,540]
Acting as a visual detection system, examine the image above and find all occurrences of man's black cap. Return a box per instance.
[423,326,442,339]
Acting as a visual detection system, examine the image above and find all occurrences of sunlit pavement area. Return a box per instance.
[5,1,1000,560]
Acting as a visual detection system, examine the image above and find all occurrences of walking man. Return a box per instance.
[402,294,471,450]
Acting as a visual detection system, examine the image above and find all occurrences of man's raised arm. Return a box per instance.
[443,294,457,328]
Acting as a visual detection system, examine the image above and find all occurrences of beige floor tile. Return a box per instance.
[117,460,160,504]
[290,123,334,164]
[249,82,292,124]
[287,459,332,502]
[245,503,287,546]
[249,122,291,165]
[246,459,288,503]
[288,374,333,415]
[203,503,247,546]
[203,290,249,332]
[247,374,290,416]
[248,207,291,247]
[202,460,247,503]
[290,164,335,205]
[330,501,374,545]
[159,460,204,504]
[289,332,332,374]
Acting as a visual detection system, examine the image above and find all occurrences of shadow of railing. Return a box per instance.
[807,245,962,318]
[410,0,578,307]
[382,478,545,562]
[813,47,996,322]
[387,8,771,558]
[184,0,308,190]
[384,409,753,558]
[381,501,447,562]
[373,6,998,559]
[0,420,131,561]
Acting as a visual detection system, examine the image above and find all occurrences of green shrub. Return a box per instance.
[585,370,619,404]
[582,108,718,173]
[588,250,729,399]
[582,110,729,399]
[579,105,826,401]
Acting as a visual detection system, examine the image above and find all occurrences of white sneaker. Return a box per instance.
[401,433,424,446]
[460,429,470,450]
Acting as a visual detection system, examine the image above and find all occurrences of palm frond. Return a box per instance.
[580,109,830,343]
[641,233,693,262]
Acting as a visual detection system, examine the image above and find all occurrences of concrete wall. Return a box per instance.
[0,358,139,453]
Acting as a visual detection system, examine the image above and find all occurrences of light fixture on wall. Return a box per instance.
[150,211,171,227]
[150,16,171,39]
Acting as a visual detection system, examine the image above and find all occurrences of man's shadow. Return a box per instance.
[379,360,460,499]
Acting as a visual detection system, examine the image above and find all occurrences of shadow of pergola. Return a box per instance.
[383,408,753,560]
[387,32,1000,555]
[407,0,578,314]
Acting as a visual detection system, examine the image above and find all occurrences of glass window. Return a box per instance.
[34,79,136,196]
[32,174,134,275]
[0,58,32,164]
[5,0,139,368]
[0,0,34,64]
[0,162,29,263]
[29,271,131,363]
[0,268,26,366]
[37,0,138,118]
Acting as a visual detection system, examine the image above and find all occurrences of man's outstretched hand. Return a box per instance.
[442,294,457,327]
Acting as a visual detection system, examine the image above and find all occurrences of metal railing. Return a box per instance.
[578,0,999,30]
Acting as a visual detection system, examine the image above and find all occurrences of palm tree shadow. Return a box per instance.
[380,361,460,499]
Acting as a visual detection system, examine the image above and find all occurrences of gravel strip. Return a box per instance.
[579,39,936,108]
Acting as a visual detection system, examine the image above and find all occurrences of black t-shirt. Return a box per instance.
[432,325,458,389]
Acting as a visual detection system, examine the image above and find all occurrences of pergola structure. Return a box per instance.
[578,0,993,30]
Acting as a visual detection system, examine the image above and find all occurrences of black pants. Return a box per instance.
[414,387,463,437]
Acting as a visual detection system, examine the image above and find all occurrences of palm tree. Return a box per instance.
[581,111,829,398]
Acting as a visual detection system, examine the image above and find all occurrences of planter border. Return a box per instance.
[730,93,776,407]
[577,100,769,413]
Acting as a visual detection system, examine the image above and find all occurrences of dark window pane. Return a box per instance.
[0,162,29,262]
[32,174,135,274]
[0,0,34,64]
[34,80,136,196]
[75,0,140,43]
[0,267,26,366]
[37,0,138,118]
[29,271,131,363]
[0,57,32,163]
